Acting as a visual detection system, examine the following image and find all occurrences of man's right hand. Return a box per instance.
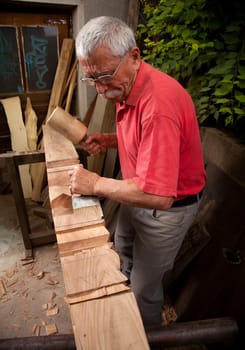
[80,132,118,156]
[79,133,107,156]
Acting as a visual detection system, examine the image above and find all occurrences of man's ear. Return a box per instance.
[129,46,141,68]
[129,46,141,60]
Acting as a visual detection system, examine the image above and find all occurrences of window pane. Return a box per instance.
[22,26,58,92]
[0,26,23,94]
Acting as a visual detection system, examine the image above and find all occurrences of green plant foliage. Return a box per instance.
[137,0,245,132]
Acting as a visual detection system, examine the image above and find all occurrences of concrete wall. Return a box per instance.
[200,127,245,245]
[15,0,130,117]
[170,127,245,325]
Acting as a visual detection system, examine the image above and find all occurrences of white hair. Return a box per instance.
[76,16,136,59]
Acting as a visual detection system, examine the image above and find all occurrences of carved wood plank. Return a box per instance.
[43,124,79,167]
[43,113,149,350]
[56,224,109,256]
[60,245,127,296]
[52,205,104,232]
[65,283,130,304]
[70,292,149,350]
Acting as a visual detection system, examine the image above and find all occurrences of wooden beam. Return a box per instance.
[127,0,140,31]
[43,120,149,350]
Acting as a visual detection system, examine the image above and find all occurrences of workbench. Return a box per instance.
[0,151,56,258]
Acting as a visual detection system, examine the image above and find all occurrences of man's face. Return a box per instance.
[79,46,141,103]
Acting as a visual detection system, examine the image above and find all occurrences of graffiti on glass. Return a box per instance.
[25,35,49,89]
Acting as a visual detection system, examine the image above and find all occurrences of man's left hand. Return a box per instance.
[69,165,100,196]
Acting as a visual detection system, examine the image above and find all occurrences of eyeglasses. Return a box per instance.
[80,56,125,86]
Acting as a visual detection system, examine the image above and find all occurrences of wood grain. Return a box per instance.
[61,245,127,296]
[70,292,149,350]
[43,124,79,167]
[56,224,109,256]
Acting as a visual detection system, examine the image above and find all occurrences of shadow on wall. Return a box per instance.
[167,127,245,327]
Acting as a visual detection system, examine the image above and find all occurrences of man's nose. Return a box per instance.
[95,82,107,94]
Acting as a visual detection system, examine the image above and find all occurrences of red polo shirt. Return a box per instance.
[116,61,206,199]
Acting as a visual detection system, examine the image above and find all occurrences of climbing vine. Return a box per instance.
[137,0,245,138]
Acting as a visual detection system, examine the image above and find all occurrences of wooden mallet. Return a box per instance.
[46,106,87,144]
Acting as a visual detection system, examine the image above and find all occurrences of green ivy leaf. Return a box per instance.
[234,108,245,116]
[200,87,211,92]
[225,115,233,126]
[221,74,233,83]
[234,93,245,103]
[220,107,232,114]
[237,80,245,89]
[208,78,219,87]
[208,66,228,75]
[215,98,230,104]
[214,84,233,96]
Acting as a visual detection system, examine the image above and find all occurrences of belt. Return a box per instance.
[172,190,203,208]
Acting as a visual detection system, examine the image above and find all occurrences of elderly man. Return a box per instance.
[70,16,206,328]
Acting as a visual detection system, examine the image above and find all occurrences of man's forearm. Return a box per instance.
[94,176,173,210]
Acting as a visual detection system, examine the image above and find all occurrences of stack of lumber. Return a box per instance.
[32,38,76,202]
[0,39,77,201]
[42,123,150,350]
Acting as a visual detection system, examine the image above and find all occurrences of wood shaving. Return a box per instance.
[0,295,11,302]
[5,268,16,278]
[46,277,59,285]
[42,303,48,310]
[50,291,56,300]
[47,301,56,310]
[45,323,58,335]
[32,323,40,336]
[6,278,18,287]
[0,279,7,295]
[21,258,35,266]
[46,305,59,316]
[36,271,45,280]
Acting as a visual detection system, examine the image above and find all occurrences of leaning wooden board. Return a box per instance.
[32,38,75,201]
[0,96,33,198]
[42,123,149,350]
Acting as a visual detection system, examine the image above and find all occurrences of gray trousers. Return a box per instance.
[114,202,199,327]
